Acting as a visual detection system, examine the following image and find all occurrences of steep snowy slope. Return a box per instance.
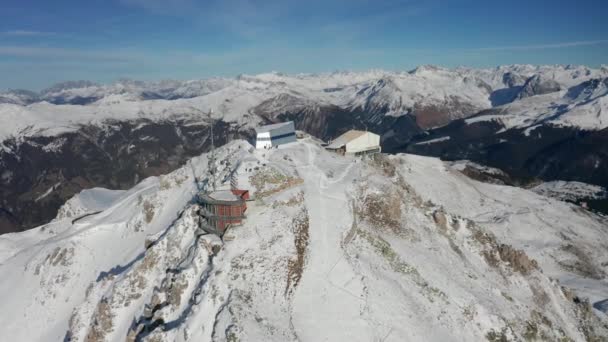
[1,139,606,341]
[404,75,608,196]
[463,64,605,90]
[337,66,492,127]
[464,77,608,131]
[55,188,128,219]
[0,82,266,144]
[531,181,608,203]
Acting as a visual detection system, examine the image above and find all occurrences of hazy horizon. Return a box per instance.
[3,63,608,93]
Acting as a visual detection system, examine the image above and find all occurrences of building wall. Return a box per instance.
[200,201,247,234]
[255,123,297,149]
[269,134,296,147]
[273,122,296,136]
[256,132,272,149]
[346,132,381,154]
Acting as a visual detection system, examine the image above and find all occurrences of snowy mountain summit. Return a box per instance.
[1,138,607,341]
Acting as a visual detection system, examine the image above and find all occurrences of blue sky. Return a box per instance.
[0,0,606,90]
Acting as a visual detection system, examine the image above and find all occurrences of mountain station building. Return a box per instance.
[255,121,297,149]
[197,189,249,236]
[326,130,381,156]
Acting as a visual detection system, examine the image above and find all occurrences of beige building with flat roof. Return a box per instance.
[326,130,381,156]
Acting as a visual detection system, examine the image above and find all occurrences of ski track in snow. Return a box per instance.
[291,141,373,341]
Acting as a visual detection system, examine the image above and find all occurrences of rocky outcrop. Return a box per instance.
[502,71,528,88]
[253,94,363,140]
[516,75,561,99]
[565,77,608,102]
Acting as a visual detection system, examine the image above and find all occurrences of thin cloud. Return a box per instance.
[0,45,136,62]
[119,0,196,14]
[117,0,430,41]
[475,40,608,51]
[1,30,56,37]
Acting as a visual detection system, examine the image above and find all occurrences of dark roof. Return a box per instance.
[255,121,294,134]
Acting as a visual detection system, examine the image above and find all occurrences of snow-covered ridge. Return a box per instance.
[0,139,606,341]
[55,188,128,220]
[465,77,608,131]
[532,181,608,202]
[1,65,607,144]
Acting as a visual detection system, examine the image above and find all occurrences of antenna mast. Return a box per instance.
[208,110,218,192]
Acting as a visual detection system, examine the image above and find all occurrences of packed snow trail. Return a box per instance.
[288,142,374,341]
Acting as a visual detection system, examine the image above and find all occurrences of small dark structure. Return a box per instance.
[197,189,249,236]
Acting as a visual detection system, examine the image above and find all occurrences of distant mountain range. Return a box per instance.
[1,64,607,233]
[2,65,607,142]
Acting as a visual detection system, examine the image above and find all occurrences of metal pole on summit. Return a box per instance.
[189,160,201,191]
[210,110,215,151]
[208,110,218,192]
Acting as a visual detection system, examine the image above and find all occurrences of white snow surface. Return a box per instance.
[1,65,607,145]
[465,77,608,131]
[414,136,451,145]
[207,190,240,201]
[0,139,607,341]
[56,188,129,219]
[449,160,510,177]
[532,181,608,202]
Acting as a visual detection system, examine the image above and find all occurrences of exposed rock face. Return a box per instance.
[252,94,424,151]
[448,161,520,186]
[349,77,407,115]
[0,208,20,235]
[565,77,608,102]
[412,97,481,129]
[0,119,253,233]
[516,75,562,99]
[503,72,528,88]
[252,94,363,140]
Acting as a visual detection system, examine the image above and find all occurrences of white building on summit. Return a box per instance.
[255,121,297,149]
[326,130,381,156]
